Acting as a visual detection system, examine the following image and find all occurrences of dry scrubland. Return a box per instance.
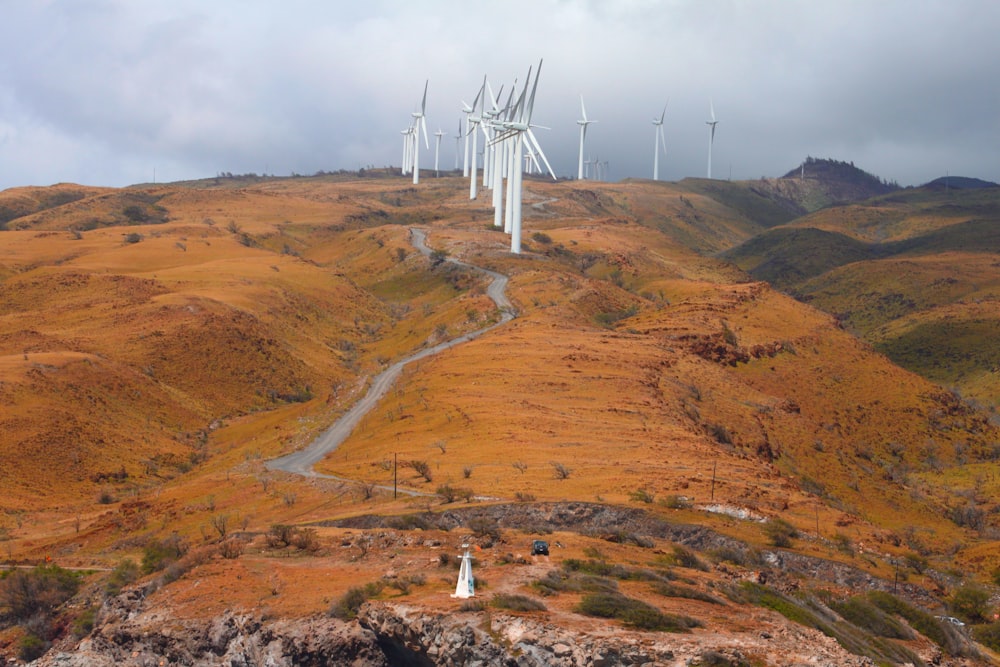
[1,174,1000,663]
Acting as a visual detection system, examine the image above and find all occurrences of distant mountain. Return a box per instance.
[922,175,998,190]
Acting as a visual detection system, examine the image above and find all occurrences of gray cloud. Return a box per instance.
[1,0,998,189]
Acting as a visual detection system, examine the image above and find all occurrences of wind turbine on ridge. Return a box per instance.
[576,96,596,180]
[411,80,429,185]
[706,100,719,179]
[652,102,668,180]
[433,128,445,177]
[467,76,486,200]
[491,59,557,254]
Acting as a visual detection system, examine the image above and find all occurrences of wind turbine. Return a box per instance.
[400,125,413,175]
[492,59,557,254]
[706,100,718,179]
[576,96,596,180]
[652,102,668,180]
[453,120,462,170]
[411,80,429,185]
[433,128,445,177]
[468,77,485,200]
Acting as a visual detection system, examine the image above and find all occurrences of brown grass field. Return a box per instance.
[1,173,1000,662]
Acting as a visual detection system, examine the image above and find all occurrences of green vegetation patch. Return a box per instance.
[576,591,702,632]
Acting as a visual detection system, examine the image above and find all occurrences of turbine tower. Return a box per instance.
[433,128,445,177]
[492,59,557,254]
[652,102,667,180]
[468,77,485,200]
[411,80,429,185]
[453,120,462,170]
[576,96,596,180]
[706,100,718,179]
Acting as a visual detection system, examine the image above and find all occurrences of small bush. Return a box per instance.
[695,651,751,667]
[105,558,140,595]
[660,545,709,571]
[141,535,188,574]
[577,592,700,632]
[0,564,83,621]
[950,583,991,623]
[629,488,655,504]
[18,634,48,662]
[72,606,98,638]
[491,593,547,612]
[331,586,370,620]
[661,494,691,509]
[763,518,798,547]
[651,581,724,605]
[829,596,913,639]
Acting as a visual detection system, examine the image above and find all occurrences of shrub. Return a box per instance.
[0,564,82,621]
[577,592,700,632]
[551,462,572,479]
[123,232,143,244]
[950,583,992,623]
[661,545,709,571]
[141,535,188,574]
[629,488,655,504]
[828,596,913,639]
[105,558,140,595]
[867,591,967,656]
[763,518,798,547]
[291,528,321,553]
[696,651,751,667]
[661,494,691,509]
[651,581,724,605]
[18,634,48,662]
[72,606,98,638]
[491,593,547,612]
[327,582,383,615]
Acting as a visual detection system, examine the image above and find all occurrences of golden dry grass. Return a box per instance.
[2,175,1000,641]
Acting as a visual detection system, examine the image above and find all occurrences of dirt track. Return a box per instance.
[266,228,515,481]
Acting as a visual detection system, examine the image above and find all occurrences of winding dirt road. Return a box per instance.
[266,229,515,484]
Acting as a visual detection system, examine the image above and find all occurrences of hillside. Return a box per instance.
[723,184,1000,407]
[1,175,1000,665]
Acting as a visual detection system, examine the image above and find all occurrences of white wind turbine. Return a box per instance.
[433,128,445,177]
[492,59,556,254]
[490,83,517,230]
[467,77,486,200]
[453,120,462,170]
[706,100,719,179]
[576,96,596,180]
[411,80,429,185]
[652,102,668,180]
[400,125,413,175]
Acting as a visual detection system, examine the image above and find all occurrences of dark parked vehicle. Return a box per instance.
[531,540,549,556]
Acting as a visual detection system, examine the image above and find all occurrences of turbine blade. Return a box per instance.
[525,59,543,122]
[659,102,668,124]
[526,128,556,180]
[580,95,588,121]
[421,80,428,114]
[659,126,667,154]
[422,116,430,149]
[709,99,715,122]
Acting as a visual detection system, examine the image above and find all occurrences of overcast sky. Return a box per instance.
[1,0,998,190]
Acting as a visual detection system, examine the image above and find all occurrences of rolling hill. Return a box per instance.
[1,173,1000,664]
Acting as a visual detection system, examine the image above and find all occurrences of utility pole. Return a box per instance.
[710,460,717,501]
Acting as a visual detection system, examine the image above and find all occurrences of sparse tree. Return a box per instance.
[210,514,229,539]
[552,462,572,480]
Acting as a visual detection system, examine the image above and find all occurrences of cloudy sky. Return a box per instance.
[1,0,998,190]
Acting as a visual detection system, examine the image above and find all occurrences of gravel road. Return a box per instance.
[266,228,515,482]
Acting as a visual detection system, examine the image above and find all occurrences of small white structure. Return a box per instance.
[450,545,475,599]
